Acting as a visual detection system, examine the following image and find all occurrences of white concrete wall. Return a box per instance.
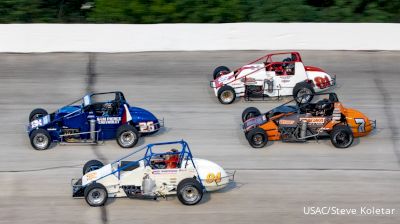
[0,23,399,52]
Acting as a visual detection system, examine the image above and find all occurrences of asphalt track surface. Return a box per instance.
[0,51,399,224]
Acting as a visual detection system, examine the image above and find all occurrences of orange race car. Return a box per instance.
[242,93,376,148]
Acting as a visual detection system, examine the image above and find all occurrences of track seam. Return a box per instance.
[86,53,108,224]
[374,78,400,165]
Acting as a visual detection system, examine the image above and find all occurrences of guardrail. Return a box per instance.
[0,23,399,52]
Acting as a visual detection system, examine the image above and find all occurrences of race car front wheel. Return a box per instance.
[242,107,261,122]
[116,124,139,148]
[330,125,354,148]
[29,108,48,122]
[213,66,230,80]
[84,183,108,207]
[217,85,236,104]
[246,127,268,148]
[30,129,51,150]
[177,178,203,206]
[83,160,104,175]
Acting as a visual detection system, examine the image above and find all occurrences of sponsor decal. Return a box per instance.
[279,120,295,125]
[242,65,261,70]
[300,117,326,124]
[152,169,178,175]
[97,117,121,124]
[218,75,230,82]
[86,172,97,181]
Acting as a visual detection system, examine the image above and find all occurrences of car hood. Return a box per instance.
[270,105,298,114]
[129,107,158,122]
[57,105,81,114]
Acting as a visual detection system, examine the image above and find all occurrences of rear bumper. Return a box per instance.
[209,81,219,96]
[71,178,84,197]
[210,80,216,88]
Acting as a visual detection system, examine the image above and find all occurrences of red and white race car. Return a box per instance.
[210,52,336,104]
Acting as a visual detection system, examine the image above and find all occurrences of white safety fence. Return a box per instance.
[0,23,399,52]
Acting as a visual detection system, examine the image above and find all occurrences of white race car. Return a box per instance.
[210,52,336,104]
[72,140,234,206]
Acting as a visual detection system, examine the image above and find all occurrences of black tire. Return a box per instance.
[213,66,230,80]
[242,107,261,122]
[116,124,139,148]
[177,178,203,206]
[29,108,48,122]
[330,125,354,148]
[84,183,108,207]
[246,127,268,148]
[83,160,104,175]
[29,128,51,150]
[217,85,236,104]
[293,82,314,103]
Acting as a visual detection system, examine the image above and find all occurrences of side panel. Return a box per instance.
[274,62,307,96]
[259,120,281,141]
[306,71,333,92]
[343,108,374,137]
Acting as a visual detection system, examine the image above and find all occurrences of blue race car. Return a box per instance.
[27,91,163,150]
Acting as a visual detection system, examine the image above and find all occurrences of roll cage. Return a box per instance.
[82,140,204,188]
[267,92,339,116]
[211,52,303,88]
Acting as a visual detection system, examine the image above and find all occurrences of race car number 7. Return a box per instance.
[355,118,366,132]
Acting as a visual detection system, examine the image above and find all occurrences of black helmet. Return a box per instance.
[315,99,333,110]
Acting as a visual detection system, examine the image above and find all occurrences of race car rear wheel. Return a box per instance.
[217,85,236,104]
[177,178,203,206]
[246,127,268,148]
[83,160,104,175]
[116,124,139,148]
[293,83,314,104]
[242,107,261,122]
[29,108,48,122]
[330,125,354,148]
[30,129,51,150]
[213,66,230,80]
[84,183,108,207]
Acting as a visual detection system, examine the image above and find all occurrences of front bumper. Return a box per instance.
[331,74,337,87]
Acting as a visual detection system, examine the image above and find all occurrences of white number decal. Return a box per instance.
[139,121,155,132]
[31,119,42,128]
[355,118,365,132]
